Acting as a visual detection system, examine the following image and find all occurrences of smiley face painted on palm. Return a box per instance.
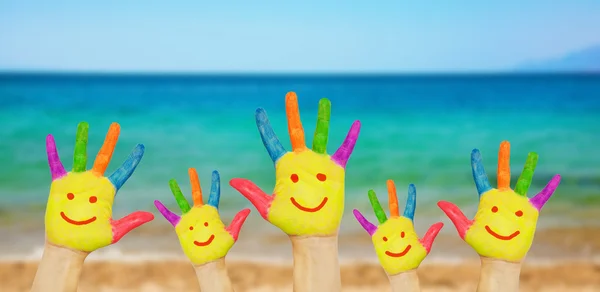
[155,169,250,265]
[45,122,154,252]
[354,181,443,275]
[230,92,361,236]
[438,141,561,262]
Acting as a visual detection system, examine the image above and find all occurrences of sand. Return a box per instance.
[1,260,599,292]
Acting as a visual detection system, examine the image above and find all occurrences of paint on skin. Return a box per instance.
[155,169,250,265]
[438,141,561,262]
[229,92,361,236]
[45,122,154,252]
[353,180,444,275]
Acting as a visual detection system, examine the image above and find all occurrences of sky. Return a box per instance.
[0,1,599,73]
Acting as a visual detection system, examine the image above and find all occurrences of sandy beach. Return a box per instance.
[1,260,599,292]
[1,225,600,291]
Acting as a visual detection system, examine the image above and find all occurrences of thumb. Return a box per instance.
[226,208,251,241]
[111,211,155,244]
[437,201,472,240]
[229,178,272,220]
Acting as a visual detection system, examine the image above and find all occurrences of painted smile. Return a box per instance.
[385,245,412,257]
[60,212,97,225]
[485,225,520,240]
[193,235,215,246]
[290,197,328,212]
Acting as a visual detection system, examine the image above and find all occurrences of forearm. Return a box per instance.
[388,270,421,292]
[477,257,521,292]
[194,258,235,292]
[31,243,88,292]
[290,235,341,292]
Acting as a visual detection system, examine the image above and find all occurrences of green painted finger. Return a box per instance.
[312,98,331,154]
[515,152,539,196]
[73,122,89,172]
[368,189,387,224]
[169,179,191,214]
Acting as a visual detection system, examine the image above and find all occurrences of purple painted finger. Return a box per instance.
[353,209,377,236]
[530,174,561,211]
[154,200,181,226]
[331,120,361,168]
[46,134,67,180]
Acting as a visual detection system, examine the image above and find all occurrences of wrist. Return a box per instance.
[290,235,341,292]
[477,257,521,292]
[388,269,421,292]
[31,242,89,292]
[193,258,234,292]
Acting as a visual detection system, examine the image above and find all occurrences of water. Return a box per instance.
[0,73,599,238]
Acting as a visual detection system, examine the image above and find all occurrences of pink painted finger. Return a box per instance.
[530,174,561,211]
[331,120,361,168]
[226,208,251,241]
[437,201,472,240]
[352,209,377,236]
[46,134,67,180]
[111,211,154,244]
[229,178,272,220]
[419,222,444,253]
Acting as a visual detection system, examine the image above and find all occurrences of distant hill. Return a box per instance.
[516,44,600,72]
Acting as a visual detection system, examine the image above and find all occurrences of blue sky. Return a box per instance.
[0,1,599,72]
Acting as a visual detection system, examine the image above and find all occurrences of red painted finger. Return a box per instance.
[111,211,155,244]
[229,178,272,220]
[437,201,472,240]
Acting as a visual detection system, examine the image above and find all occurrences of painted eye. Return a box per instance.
[515,210,523,217]
[89,196,97,203]
[67,193,74,200]
[401,231,405,238]
[290,174,299,183]
[189,226,194,230]
[491,206,499,213]
[316,173,327,181]
[204,222,209,227]
[382,236,388,242]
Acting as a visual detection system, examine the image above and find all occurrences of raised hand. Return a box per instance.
[438,141,561,262]
[229,92,360,236]
[45,122,154,252]
[354,180,443,275]
[154,169,251,265]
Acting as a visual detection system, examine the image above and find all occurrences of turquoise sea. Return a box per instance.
[0,73,599,260]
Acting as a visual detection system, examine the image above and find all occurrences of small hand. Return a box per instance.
[353,180,443,275]
[438,141,561,262]
[45,122,154,252]
[229,92,360,236]
[154,169,251,265]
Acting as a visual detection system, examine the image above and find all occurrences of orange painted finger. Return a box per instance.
[189,168,203,206]
[92,123,121,176]
[497,141,511,190]
[285,92,306,151]
[387,180,400,217]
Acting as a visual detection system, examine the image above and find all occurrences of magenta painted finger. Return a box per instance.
[530,174,561,211]
[46,134,67,180]
[353,209,377,236]
[331,120,361,168]
[154,200,180,226]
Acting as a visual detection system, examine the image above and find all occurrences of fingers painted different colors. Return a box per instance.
[43,92,561,275]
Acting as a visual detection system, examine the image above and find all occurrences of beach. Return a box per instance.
[1,73,599,291]
[2,225,600,291]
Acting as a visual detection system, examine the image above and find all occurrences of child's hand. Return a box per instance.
[354,180,443,275]
[438,141,561,262]
[230,92,360,236]
[155,169,250,265]
[45,122,154,252]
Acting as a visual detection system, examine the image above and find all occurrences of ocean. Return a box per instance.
[0,73,599,261]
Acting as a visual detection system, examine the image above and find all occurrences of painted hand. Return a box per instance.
[354,180,443,275]
[154,169,251,265]
[229,92,360,236]
[438,141,561,262]
[45,122,154,252]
